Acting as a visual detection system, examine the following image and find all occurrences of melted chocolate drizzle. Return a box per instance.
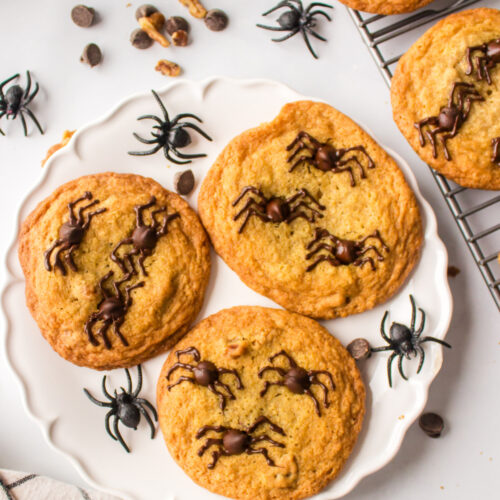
[414,82,484,161]
[492,137,500,167]
[232,186,325,233]
[166,346,243,410]
[466,38,500,85]
[44,191,106,275]
[196,416,285,469]
[286,131,375,186]
[305,227,389,272]
[258,350,335,416]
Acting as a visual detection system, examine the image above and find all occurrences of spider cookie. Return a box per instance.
[198,100,423,319]
[157,306,365,500]
[19,172,210,370]
[392,8,500,190]
[336,0,434,15]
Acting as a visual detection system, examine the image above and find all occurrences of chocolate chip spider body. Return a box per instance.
[166,347,243,410]
[83,365,158,453]
[414,82,484,161]
[232,186,325,233]
[111,196,179,276]
[85,271,144,349]
[44,191,106,275]
[258,350,335,416]
[286,131,375,186]
[466,38,500,84]
[371,295,451,387]
[305,227,389,272]
[196,416,285,469]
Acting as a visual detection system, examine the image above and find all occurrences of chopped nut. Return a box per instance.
[178,0,207,19]
[139,12,170,47]
[172,29,188,46]
[225,341,248,358]
[42,130,76,166]
[155,59,181,77]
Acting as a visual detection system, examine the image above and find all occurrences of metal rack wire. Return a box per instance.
[348,0,500,310]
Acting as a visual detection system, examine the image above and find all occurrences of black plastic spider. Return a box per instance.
[83,365,157,453]
[371,295,451,388]
[257,0,333,59]
[0,71,43,136]
[128,90,212,164]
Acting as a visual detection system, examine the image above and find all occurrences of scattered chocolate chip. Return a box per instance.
[419,412,444,438]
[174,170,195,195]
[80,43,102,67]
[204,9,228,31]
[130,28,153,49]
[347,338,371,361]
[71,5,95,27]
[135,4,158,20]
[166,16,189,35]
[447,265,461,277]
[172,30,188,46]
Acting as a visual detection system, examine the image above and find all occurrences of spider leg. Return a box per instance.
[214,380,236,400]
[218,368,244,389]
[0,73,19,98]
[25,82,39,105]
[337,155,366,179]
[167,375,196,391]
[250,435,285,447]
[207,383,229,410]
[304,25,328,42]
[305,242,335,260]
[137,249,151,276]
[289,201,324,221]
[53,241,71,275]
[414,117,438,147]
[156,211,179,236]
[232,186,266,206]
[137,114,163,124]
[465,45,485,75]
[256,24,294,31]
[166,362,195,380]
[306,2,334,12]
[23,70,32,98]
[105,410,117,440]
[113,415,131,453]
[258,366,287,378]
[310,377,331,408]
[83,388,112,407]
[371,345,393,352]
[22,108,43,135]
[261,1,301,17]
[84,313,100,346]
[133,132,159,144]
[195,426,227,439]
[307,10,332,22]
[170,113,204,126]
[305,388,321,416]
[64,244,79,271]
[19,111,28,137]
[124,281,145,307]
[96,319,113,349]
[420,337,451,348]
[259,380,285,397]
[353,256,376,270]
[176,346,201,361]
[136,403,156,439]
[398,354,408,381]
[286,188,325,209]
[165,148,192,165]
[80,207,106,229]
[272,28,300,42]
[135,397,158,422]
[288,154,315,172]
[246,447,276,466]
[415,308,426,337]
[234,198,264,220]
[269,350,297,367]
[387,352,398,388]
[416,345,426,374]
[248,416,285,435]
[409,294,417,331]
[207,450,223,469]
[170,147,207,159]
[306,255,339,272]
[310,370,335,390]
[358,245,384,261]
[176,122,213,141]
[287,209,322,224]
[197,438,223,457]
[44,239,63,271]
[301,28,319,59]
[128,143,163,156]
[151,90,170,122]
[111,238,134,274]
[236,207,269,233]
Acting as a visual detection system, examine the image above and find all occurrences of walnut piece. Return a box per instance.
[139,12,170,47]
[224,341,249,358]
[172,30,188,46]
[155,59,181,77]
[178,0,207,19]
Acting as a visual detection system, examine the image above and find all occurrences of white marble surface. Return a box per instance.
[0,1,498,499]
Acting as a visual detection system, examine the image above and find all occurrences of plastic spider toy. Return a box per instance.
[85,271,144,349]
[414,81,484,161]
[258,350,335,416]
[466,38,500,85]
[44,191,107,275]
[257,0,333,59]
[0,71,43,136]
[166,347,244,410]
[111,196,179,276]
[492,137,500,167]
[287,131,375,186]
[371,295,451,388]
[83,365,157,453]
[128,90,212,164]
[232,186,325,233]
[305,227,389,272]
[196,416,285,469]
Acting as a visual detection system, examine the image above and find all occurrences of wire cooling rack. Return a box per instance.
[348,0,500,310]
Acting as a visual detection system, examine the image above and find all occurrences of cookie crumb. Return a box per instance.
[155,59,181,77]
[447,265,460,277]
[225,341,248,358]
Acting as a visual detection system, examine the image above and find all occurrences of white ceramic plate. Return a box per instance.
[2,77,452,500]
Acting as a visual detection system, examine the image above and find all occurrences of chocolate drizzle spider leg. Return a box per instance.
[466,38,500,85]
